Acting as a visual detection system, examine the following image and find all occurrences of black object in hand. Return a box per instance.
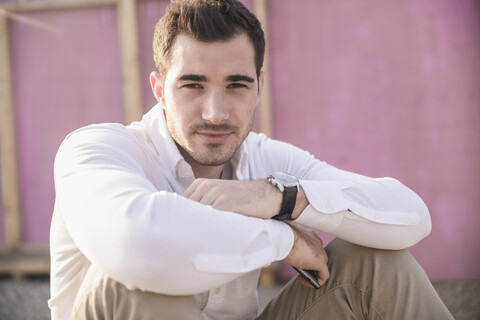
[292,266,321,289]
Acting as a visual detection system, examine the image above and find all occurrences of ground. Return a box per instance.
[0,277,479,319]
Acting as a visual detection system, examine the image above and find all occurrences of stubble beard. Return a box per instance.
[187,143,238,167]
[170,118,254,168]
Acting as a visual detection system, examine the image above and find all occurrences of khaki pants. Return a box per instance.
[71,239,454,319]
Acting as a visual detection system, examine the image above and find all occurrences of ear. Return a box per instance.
[150,71,165,104]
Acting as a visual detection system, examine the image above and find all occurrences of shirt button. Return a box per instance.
[375,213,382,220]
[214,288,222,295]
[180,166,189,175]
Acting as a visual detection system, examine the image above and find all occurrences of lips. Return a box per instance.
[196,131,232,144]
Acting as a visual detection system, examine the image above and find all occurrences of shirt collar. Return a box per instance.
[140,103,249,180]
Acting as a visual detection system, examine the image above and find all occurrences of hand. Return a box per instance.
[184,178,309,219]
[183,179,281,219]
[283,223,330,288]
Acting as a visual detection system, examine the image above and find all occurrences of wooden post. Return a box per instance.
[254,0,275,285]
[253,0,273,137]
[0,11,22,249]
[0,0,146,277]
[117,0,143,124]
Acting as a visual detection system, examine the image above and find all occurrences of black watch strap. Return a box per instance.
[273,185,298,220]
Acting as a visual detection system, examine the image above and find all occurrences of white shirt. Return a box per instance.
[49,104,431,320]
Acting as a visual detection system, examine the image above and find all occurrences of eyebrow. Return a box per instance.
[226,74,255,83]
[178,74,207,82]
[177,74,255,83]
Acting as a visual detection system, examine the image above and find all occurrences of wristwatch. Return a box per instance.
[266,172,299,220]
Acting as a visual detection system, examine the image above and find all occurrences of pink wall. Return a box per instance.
[268,0,480,281]
[7,6,124,244]
[0,0,478,281]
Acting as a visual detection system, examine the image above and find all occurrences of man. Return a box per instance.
[49,0,453,319]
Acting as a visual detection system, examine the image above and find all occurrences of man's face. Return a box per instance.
[153,33,263,170]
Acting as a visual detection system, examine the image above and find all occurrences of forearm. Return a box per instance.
[295,177,431,249]
[183,173,431,250]
[56,171,294,295]
[247,172,430,250]
[245,133,432,249]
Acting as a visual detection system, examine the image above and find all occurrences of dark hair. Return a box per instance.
[153,0,265,79]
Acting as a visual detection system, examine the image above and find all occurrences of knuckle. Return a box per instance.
[213,196,229,211]
[197,178,208,186]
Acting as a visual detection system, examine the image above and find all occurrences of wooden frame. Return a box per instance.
[253,0,273,137]
[0,10,22,251]
[0,0,272,278]
[117,0,143,124]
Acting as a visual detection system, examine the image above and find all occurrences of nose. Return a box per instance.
[201,91,229,124]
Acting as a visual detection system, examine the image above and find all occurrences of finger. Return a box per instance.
[183,188,193,198]
[184,178,210,197]
[184,187,204,202]
[183,188,195,199]
[317,264,330,286]
[184,187,210,204]
[186,186,220,206]
[184,179,210,201]
[183,181,198,198]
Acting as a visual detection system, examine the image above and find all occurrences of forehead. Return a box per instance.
[166,33,257,80]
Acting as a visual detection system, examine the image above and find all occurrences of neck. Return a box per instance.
[176,144,225,179]
[191,164,224,179]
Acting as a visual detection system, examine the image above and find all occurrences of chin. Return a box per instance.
[192,148,237,167]
[194,155,233,167]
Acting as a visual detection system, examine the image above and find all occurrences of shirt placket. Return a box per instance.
[203,285,228,312]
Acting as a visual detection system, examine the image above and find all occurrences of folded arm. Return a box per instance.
[192,135,432,250]
[54,126,294,295]
[296,173,431,249]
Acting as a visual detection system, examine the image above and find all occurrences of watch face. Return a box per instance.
[272,172,299,190]
[270,172,299,221]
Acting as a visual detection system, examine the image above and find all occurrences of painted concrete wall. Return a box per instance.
[6,6,125,244]
[268,0,480,281]
[0,0,478,282]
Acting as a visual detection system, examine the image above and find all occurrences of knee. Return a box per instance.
[72,265,203,320]
[325,238,416,276]
[71,265,114,319]
[327,237,410,259]
[325,238,378,265]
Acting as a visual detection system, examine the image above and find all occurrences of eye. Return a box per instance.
[183,83,203,89]
[227,83,248,89]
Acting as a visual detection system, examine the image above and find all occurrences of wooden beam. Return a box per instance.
[0,14,21,250]
[0,0,116,12]
[117,0,143,124]
[0,7,62,33]
[0,244,50,279]
[253,0,273,137]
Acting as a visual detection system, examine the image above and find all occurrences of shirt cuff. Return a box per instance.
[193,219,294,274]
[265,219,295,261]
[299,180,347,214]
[299,179,421,226]
[294,204,343,233]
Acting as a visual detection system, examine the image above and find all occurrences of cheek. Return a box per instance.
[233,102,256,123]
[166,94,200,123]
[165,106,193,135]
